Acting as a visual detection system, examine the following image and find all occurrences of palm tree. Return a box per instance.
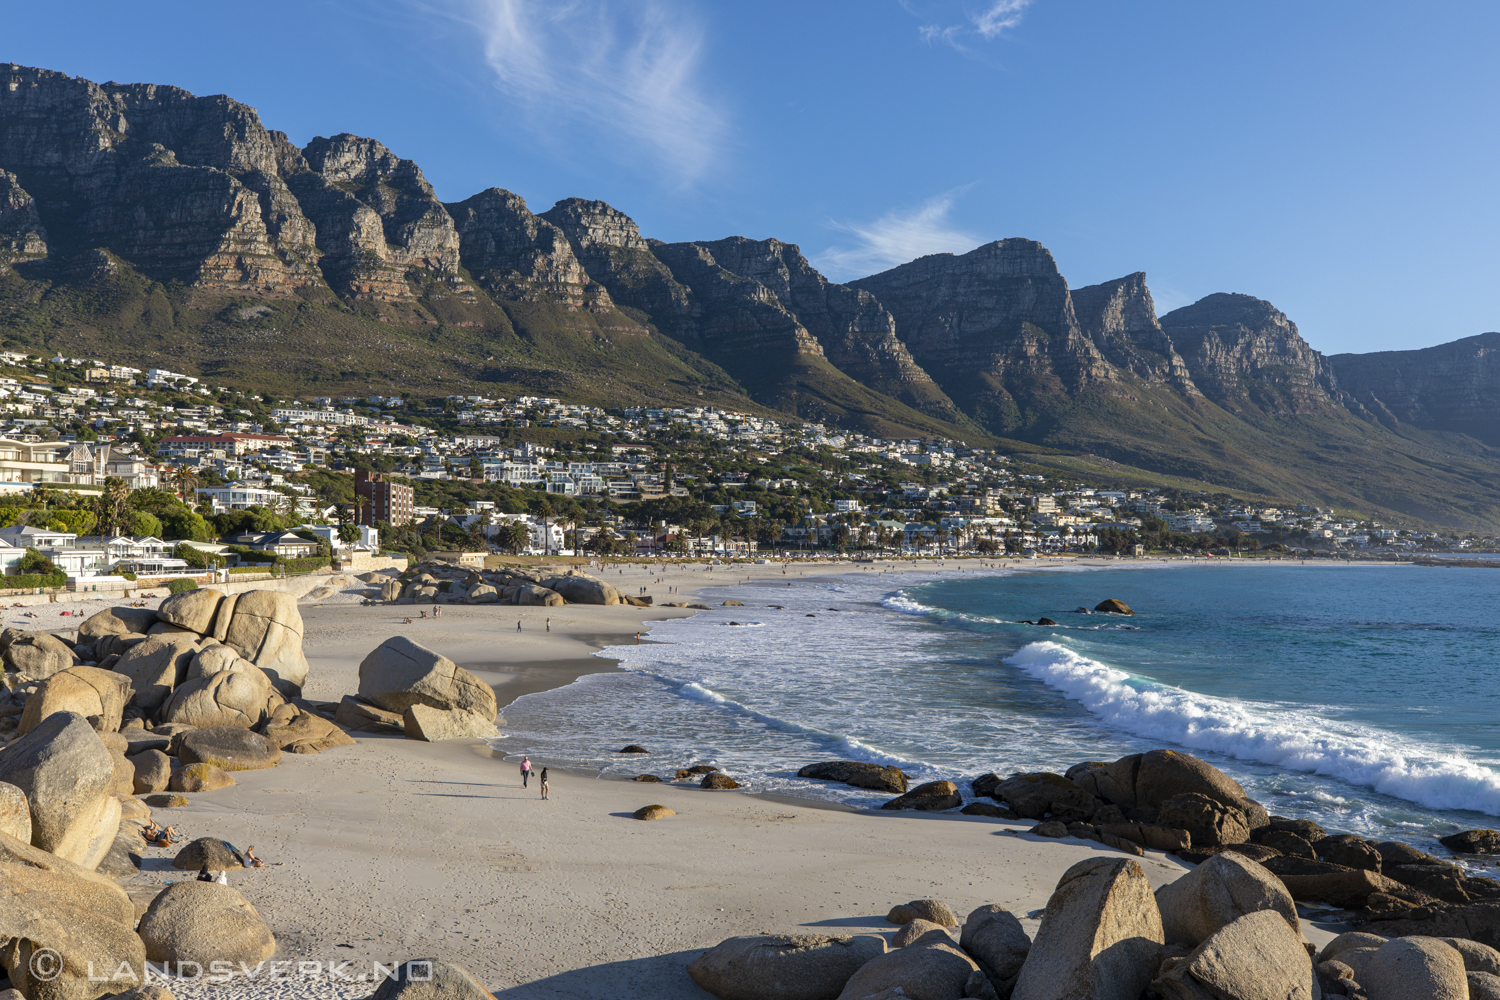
[170,467,199,505]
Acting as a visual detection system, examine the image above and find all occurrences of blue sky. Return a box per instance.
[8,1,1499,354]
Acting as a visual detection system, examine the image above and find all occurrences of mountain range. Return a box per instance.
[2,64,1499,528]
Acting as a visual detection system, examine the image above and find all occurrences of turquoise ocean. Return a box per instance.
[496,563,1500,854]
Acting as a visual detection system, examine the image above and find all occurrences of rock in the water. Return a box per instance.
[160,666,285,729]
[0,837,145,1000]
[961,905,1031,991]
[1011,857,1164,1000]
[155,588,224,634]
[881,780,962,812]
[368,958,495,1000]
[0,711,120,868]
[402,703,502,741]
[358,636,497,726]
[1316,833,1383,871]
[137,880,275,967]
[722,599,745,606]
[633,774,662,782]
[619,744,649,753]
[988,772,1097,822]
[688,934,887,1000]
[129,749,172,795]
[168,762,235,792]
[836,938,978,1000]
[633,804,674,820]
[1093,599,1133,615]
[798,761,909,794]
[887,900,959,927]
[172,837,244,870]
[1441,829,1500,855]
[0,781,30,842]
[16,666,131,736]
[176,727,282,771]
[701,773,741,789]
[1151,909,1313,1000]
[1358,936,1467,1000]
[3,630,77,679]
[1154,852,1300,947]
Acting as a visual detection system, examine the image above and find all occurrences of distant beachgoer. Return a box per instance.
[540,767,550,800]
[215,870,228,885]
[520,756,533,787]
[197,865,214,882]
[404,617,413,624]
[517,620,522,632]
[245,846,265,867]
[545,618,550,632]
[420,610,427,619]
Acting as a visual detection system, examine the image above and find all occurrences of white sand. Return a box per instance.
[109,556,1345,998]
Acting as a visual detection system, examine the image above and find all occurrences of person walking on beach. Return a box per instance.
[545,618,550,632]
[539,767,550,800]
[517,620,522,632]
[520,756,533,787]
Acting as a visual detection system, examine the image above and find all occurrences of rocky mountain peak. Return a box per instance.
[541,199,692,330]
[1160,293,1338,414]
[446,187,609,311]
[0,170,47,262]
[1071,273,1197,390]
[541,198,650,251]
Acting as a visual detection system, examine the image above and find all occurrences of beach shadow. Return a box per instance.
[491,949,713,999]
[412,793,509,800]
[405,779,504,788]
[800,915,892,929]
[137,857,179,872]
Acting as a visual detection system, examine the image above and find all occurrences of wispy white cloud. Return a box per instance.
[914,0,1034,53]
[814,191,981,280]
[456,0,724,185]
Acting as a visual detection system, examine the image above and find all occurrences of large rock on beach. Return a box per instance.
[184,643,260,682]
[160,666,284,729]
[961,905,1031,993]
[633,805,674,820]
[1357,936,1468,999]
[78,606,157,641]
[1066,749,1264,821]
[112,634,200,709]
[1011,857,1164,1000]
[175,727,282,771]
[172,837,245,870]
[155,588,224,634]
[688,934,887,1000]
[0,844,145,1000]
[16,666,130,736]
[887,900,959,927]
[836,938,977,1000]
[798,761,909,794]
[1152,909,1314,1000]
[221,590,309,694]
[129,750,171,794]
[0,711,120,868]
[261,705,356,753]
[1442,829,1500,855]
[168,762,235,792]
[1154,851,1300,947]
[514,583,564,606]
[0,782,31,842]
[358,637,497,724]
[1263,856,1411,908]
[540,570,620,605]
[3,631,77,679]
[368,958,496,1000]
[402,703,501,741]
[986,772,1097,821]
[880,780,961,811]
[136,880,275,967]
[335,695,405,732]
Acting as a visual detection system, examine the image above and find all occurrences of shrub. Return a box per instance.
[172,542,209,569]
[119,571,138,581]
[167,578,199,595]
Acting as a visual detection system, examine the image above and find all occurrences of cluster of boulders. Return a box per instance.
[391,562,646,607]
[801,748,1500,954]
[336,636,501,741]
[692,852,1500,999]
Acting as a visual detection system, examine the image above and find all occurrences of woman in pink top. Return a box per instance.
[520,756,532,788]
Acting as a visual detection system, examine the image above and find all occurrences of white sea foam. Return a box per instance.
[1007,641,1500,816]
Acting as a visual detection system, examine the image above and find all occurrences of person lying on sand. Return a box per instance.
[146,825,183,847]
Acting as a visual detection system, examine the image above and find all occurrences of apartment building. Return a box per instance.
[354,470,414,527]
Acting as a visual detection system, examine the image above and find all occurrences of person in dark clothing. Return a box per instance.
[197,865,214,882]
[539,767,550,800]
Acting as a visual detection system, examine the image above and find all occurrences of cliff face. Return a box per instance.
[851,239,1115,430]
[1159,293,1339,415]
[540,198,693,330]
[447,188,603,308]
[693,237,963,421]
[0,170,46,262]
[0,64,323,291]
[1330,332,1500,445]
[1071,273,1197,391]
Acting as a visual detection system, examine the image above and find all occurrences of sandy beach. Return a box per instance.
[104,556,1348,997]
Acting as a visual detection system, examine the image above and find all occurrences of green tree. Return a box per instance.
[160,508,212,542]
[92,477,132,537]
[16,547,54,575]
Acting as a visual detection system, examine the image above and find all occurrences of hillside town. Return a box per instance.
[0,349,1490,591]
